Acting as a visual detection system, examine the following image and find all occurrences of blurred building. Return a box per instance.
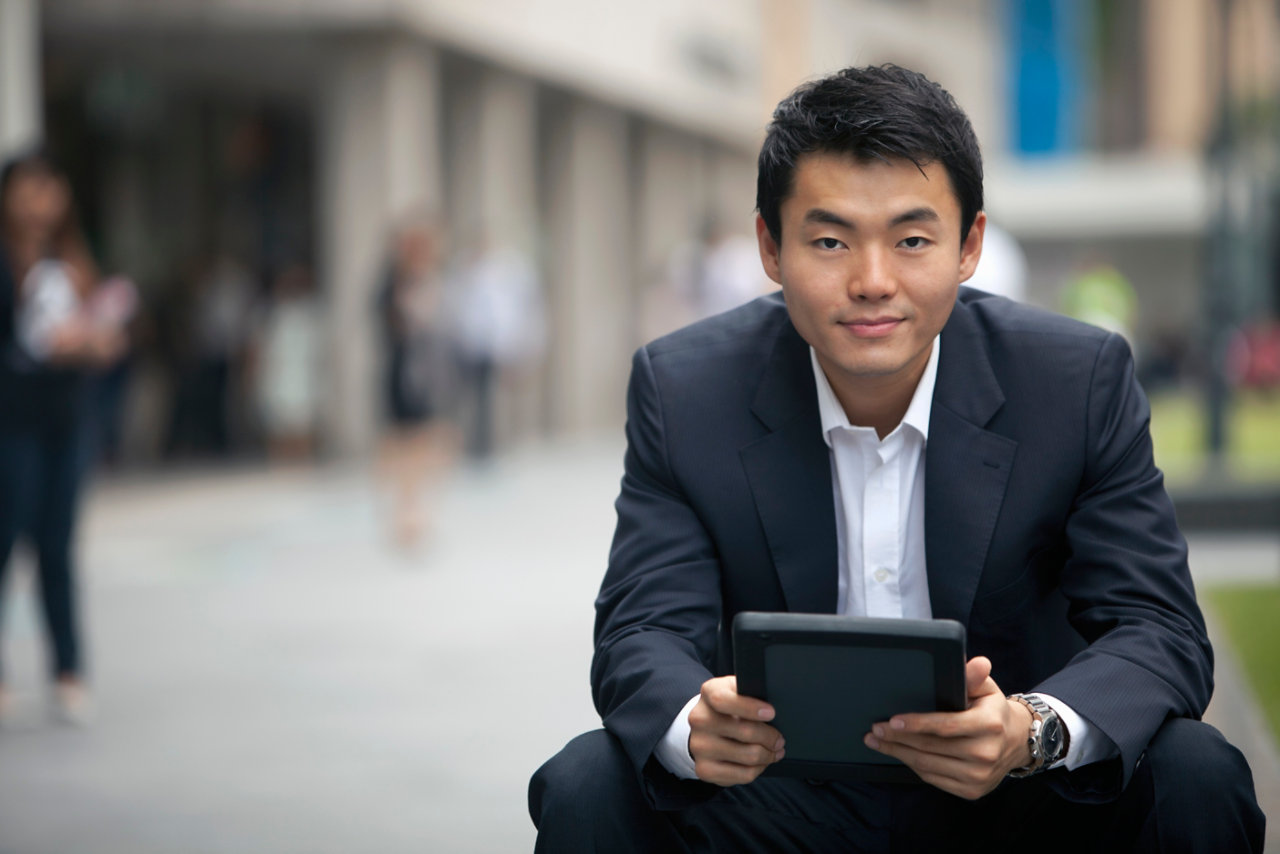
[6,0,770,460]
[808,0,1278,350]
[2,0,1277,463]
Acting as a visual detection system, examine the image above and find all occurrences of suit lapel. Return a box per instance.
[737,295,1016,621]
[740,323,839,614]
[925,297,1017,625]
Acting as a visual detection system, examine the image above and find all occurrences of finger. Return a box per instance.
[865,733,968,778]
[711,717,784,751]
[965,656,992,698]
[877,710,995,740]
[688,693,785,754]
[691,730,785,768]
[690,703,784,749]
[869,727,1006,767]
[882,689,1008,739]
[864,734,996,799]
[701,675,776,721]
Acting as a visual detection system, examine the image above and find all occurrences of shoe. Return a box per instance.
[52,679,94,727]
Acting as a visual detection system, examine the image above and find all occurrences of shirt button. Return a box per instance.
[873,567,891,583]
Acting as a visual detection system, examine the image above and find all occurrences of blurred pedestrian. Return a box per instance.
[1061,259,1138,346]
[82,275,139,468]
[672,215,774,321]
[376,218,456,549]
[0,150,127,724]
[163,249,256,460]
[192,252,256,457]
[450,237,546,460]
[253,262,322,462]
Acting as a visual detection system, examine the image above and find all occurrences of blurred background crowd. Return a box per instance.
[0,0,1278,851]
[1,0,1277,475]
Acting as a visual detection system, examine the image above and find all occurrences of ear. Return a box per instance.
[755,214,783,285]
[958,210,987,284]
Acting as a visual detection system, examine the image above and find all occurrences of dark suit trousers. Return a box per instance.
[530,721,1264,853]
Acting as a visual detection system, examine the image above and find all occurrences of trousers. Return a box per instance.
[530,719,1265,853]
[0,426,88,681]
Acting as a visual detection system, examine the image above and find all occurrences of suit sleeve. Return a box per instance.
[1035,332,1213,800]
[591,345,722,808]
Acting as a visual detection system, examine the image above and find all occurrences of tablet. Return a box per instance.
[733,612,967,782]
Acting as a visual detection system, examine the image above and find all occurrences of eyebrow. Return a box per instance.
[802,206,941,229]
[889,207,941,227]
[803,208,854,229]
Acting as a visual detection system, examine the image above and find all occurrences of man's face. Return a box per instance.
[757,152,984,411]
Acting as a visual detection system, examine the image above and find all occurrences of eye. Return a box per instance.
[816,237,844,250]
[899,236,930,250]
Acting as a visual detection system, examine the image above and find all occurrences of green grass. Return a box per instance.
[1204,585,1280,743]
[1148,389,1280,486]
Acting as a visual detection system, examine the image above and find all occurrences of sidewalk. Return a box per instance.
[0,439,1274,852]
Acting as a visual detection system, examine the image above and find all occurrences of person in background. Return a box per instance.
[253,262,322,463]
[82,274,139,468]
[450,236,546,461]
[670,215,776,322]
[0,150,127,724]
[1060,259,1137,346]
[376,218,456,549]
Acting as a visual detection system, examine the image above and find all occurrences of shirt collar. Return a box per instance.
[810,336,940,447]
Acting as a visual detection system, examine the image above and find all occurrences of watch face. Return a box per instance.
[1042,715,1065,761]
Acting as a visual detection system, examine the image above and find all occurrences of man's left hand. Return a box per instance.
[863,656,1034,800]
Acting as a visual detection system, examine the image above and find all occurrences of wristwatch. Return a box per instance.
[1007,693,1068,778]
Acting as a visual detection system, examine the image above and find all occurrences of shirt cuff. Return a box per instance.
[653,694,702,780]
[1033,692,1119,771]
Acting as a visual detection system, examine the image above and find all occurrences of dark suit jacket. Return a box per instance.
[592,288,1212,809]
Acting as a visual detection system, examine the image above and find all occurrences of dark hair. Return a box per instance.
[756,64,983,245]
[1,147,97,285]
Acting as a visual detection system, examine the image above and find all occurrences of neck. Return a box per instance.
[836,387,911,440]
[825,352,930,441]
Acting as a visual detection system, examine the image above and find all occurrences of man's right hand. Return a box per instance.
[688,675,785,786]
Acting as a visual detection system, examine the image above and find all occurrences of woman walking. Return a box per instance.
[0,150,125,723]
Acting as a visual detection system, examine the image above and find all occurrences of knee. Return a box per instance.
[1143,718,1252,795]
[528,729,637,828]
[1139,718,1264,848]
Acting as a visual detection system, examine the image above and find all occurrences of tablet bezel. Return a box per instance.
[733,612,967,783]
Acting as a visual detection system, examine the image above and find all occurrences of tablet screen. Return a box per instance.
[765,644,934,764]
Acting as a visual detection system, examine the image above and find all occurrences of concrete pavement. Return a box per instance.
[0,438,1275,853]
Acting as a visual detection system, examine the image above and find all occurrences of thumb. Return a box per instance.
[965,656,994,698]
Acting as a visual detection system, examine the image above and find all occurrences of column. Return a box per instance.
[448,67,544,448]
[451,68,539,255]
[707,146,759,238]
[635,124,710,340]
[318,36,443,457]
[545,98,634,434]
[0,0,41,158]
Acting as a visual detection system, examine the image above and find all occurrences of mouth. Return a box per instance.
[839,317,903,339]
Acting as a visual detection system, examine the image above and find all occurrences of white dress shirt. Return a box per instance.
[654,338,1113,780]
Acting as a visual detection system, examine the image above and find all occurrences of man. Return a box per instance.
[530,65,1265,852]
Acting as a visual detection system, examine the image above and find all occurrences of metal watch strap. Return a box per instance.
[1008,693,1052,778]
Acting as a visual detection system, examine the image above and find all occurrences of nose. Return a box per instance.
[848,247,896,301]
